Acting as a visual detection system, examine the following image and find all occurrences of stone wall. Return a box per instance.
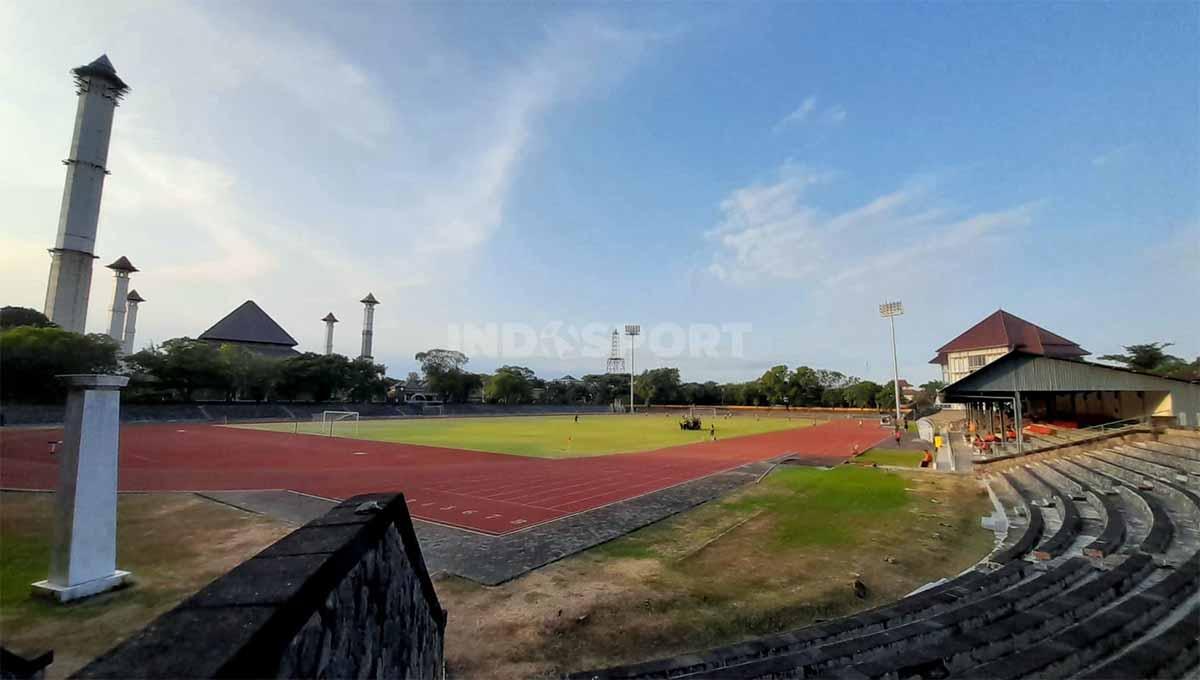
[72,494,445,679]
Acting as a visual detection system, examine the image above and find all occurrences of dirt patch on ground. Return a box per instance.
[437,468,994,679]
[0,492,293,679]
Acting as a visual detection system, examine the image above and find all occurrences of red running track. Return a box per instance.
[0,420,887,535]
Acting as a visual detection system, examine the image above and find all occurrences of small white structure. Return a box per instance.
[322,312,338,355]
[122,290,144,354]
[917,417,935,443]
[359,293,379,360]
[44,56,129,333]
[32,374,131,602]
[105,256,137,342]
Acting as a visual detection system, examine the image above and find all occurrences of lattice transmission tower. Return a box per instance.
[605,329,626,374]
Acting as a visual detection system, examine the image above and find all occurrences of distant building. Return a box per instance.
[552,375,582,385]
[896,379,920,402]
[198,300,301,358]
[930,310,1087,384]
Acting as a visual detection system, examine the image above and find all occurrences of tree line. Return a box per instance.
[0,306,387,403]
[5,305,1197,407]
[409,348,946,409]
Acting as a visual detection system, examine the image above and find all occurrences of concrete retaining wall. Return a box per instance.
[72,494,445,679]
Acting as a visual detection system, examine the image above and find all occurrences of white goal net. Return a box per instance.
[313,410,359,437]
[421,404,445,416]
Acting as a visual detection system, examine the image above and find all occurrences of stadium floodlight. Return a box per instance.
[625,325,641,413]
[879,302,904,428]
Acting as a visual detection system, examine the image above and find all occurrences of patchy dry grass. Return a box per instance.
[438,467,994,679]
[0,492,293,679]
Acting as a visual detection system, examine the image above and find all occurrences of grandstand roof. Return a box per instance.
[929,310,1087,365]
[199,301,298,350]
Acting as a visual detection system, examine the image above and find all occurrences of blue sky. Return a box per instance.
[1,2,1196,384]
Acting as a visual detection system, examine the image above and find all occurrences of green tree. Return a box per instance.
[0,326,120,402]
[127,338,226,401]
[217,344,281,401]
[485,366,536,404]
[1,306,56,330]
[919,379,946,395]
[788,366,824,406]
[846,380,882,408]
[634,367,681,406]
[875,381,900,411]
[1098,342,1182,373]
[346,357,389,402]
[275,353,352,402]
[821,387,848,408]
[581,373,630,406]
[415,348,474,402]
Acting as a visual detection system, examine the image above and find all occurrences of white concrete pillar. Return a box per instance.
[122,290,144,354]
[44,56,129,333]
[322,312,338,355]
[32,374,131,602]
[105,257,137,342]
[360,293,379,359]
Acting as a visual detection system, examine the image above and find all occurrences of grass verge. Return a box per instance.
[0,492,292,679]
[855,448,927,468]
[437,466,994,678]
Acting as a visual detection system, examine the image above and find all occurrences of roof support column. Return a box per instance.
[1014,391,1023,455]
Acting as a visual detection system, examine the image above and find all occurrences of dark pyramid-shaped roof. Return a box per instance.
[322,313,338,323]
[106,256,138,272]
[73,54,129,96]
[199,301,298,347]
[361,292,379,305]
[930,310,1088,364]
[126,290,145,303]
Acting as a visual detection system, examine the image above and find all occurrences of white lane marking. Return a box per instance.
[462,510,477,515]
[510,518,527,525]
[485,514,502,519]
[351,451,369,456]
[440,505,455,510]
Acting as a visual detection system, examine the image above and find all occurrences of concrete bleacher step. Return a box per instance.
[1125,442,1200,475]
[1051,458,1175,555]
[572,442,1200,680]
[1015,468,1082,560]
[1078,600,1200,680]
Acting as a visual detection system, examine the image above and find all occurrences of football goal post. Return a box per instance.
[421,404,444,417]
[317,410,359,437]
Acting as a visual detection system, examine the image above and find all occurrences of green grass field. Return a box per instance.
[232,414,815,458]
[855,448,927,468]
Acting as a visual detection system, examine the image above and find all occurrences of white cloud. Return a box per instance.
[0,5,654,367]
[776,96,818,129]
[1091,144,1134,167]
[705,163,1038,286]
[775,96,847,131]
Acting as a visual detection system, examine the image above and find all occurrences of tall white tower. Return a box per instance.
[322,313,338,355]
[104,256,136,341]
[44,55,130,333]
[122,290,144,354]
[359,293,379,360]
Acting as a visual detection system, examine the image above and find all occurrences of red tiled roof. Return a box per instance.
[929,310,1088,365]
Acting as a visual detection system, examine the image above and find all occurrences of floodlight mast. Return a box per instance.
[879,301,904,428]
[625,324,641,413]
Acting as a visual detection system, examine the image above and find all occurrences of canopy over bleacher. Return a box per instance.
[941,351,1200,429]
